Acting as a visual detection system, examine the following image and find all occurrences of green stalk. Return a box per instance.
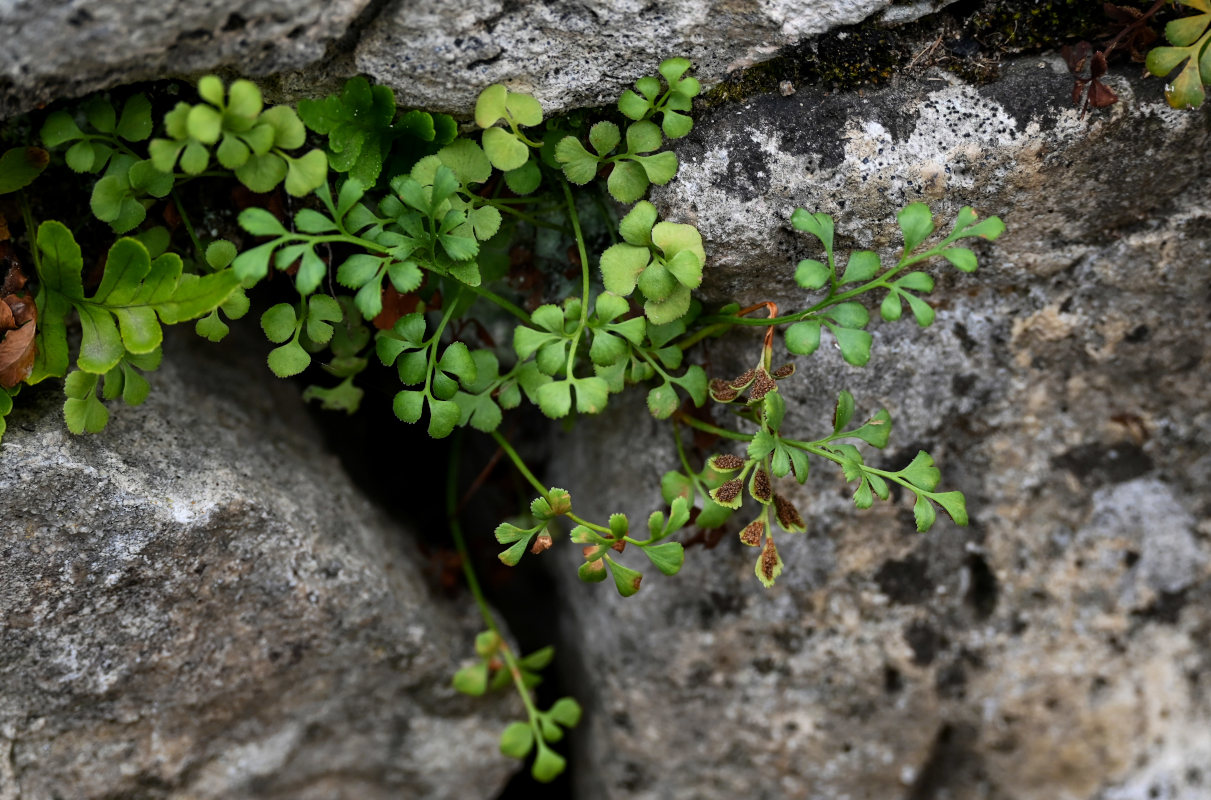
[491,429,550,500]
[446,433,544,730]
[559,179,592,375]
[675,412,753,442]
[171,189,205,264]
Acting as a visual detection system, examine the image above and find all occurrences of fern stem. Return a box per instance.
[446,432,542,726]
[490,429,551,500]
[171,189,205,264]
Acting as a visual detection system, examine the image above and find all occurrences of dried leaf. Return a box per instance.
[0,294,36,387]
[1089,79,1120,108]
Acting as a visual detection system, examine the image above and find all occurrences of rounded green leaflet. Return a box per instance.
[827,302,869,329]
[903,292,935,327]
[635,75,662,100]
[1165,11,1211,47]
[897,202,935,253]
[913,493,937,532]
[643,284,691,325]
[536,381,571,418]
[474,84,508,128]
[427,397,461,438]
[605,557,643,597]
[619,201,657,245]
[642,541,684,575]
[236,152,288,192]
[548,697,582,728]
[606,160,649,204]
[147,139,183,174]
[659,57,692,83]
[83,97,116,133]
[186,104,222,145]
[829,324,872,366]
[661,110,692,139]
[626,119,662,153]
[482,127,529,171]
[637,261,678,302]
[65,140,97,172]
[261,105,306,150]
[505,91,543,127]
[617,89,651,120]
[260,303,298,343]
[942,248,977,272]
[115,95,153,142]
[531,744,566,783]
[794,259,830,290]
[178,141,209,175]
[840,250,880,283]
[226,79,263,119]
[393,390,424,423]
[880,292,903,321]
[784,321,820,356]
[267,340,310,377]
[652,220,705,263]
[452,662,488,696]
[599,242,650,296]
[589,330,628,366]
[499,722,534,759]
[589,121,621,155]
[284,150,329,197]
[0,147,49,194]
[196,75,224,107]
[239,207,287,236]
[41,111,84,148]
[646,382,678,418]
[216,135,250,169]
[636,151,678,184]
[128,159,172,196]
[195,311,230,343]
[438,138,493,185]
[504,159,541,195]
[554,136,598,184]
[469,205,502,240]
[64,393,110,434]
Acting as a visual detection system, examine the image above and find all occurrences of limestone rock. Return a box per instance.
[547,57,1211,800]
[0,333,518,799]
[0,0,373,120]
[355,0,950,114]
[1,0,951,120]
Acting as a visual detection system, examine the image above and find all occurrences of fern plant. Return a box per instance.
[0,60,1005,782]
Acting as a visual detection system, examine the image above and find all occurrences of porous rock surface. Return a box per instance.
[0,333,517,799]
[1,0,951,118]
[548,58,1211,799]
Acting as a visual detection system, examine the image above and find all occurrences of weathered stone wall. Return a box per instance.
[549,55,1211,800]
[0,333,519,799]
[1,0,952,119]
[3,2,1210,799]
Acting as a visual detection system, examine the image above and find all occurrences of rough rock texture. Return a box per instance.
[353,0,950,114]
[0,0,374,119]
[0,333,518,799]
[548,59,1211,799]
[1,0,952,119]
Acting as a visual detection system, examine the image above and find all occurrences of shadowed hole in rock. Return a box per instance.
[908,722,985,800]
[875,555,933,604]
[299,384,574,798]
[964,553,998,619]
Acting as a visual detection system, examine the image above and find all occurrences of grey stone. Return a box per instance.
[545,56,1211,800]
[0,333,518,799]
[0,0,373,120]
[1,0,953,120]
[354,0,951,115]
